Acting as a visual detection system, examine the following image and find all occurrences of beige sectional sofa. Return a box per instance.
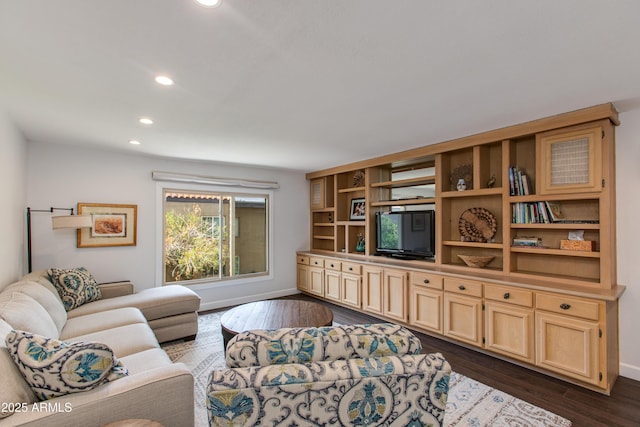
[0,271,201,426]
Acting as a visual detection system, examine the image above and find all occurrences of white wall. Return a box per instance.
[616,108,640,381]
[0,112,27,286]
[26,142,309,310]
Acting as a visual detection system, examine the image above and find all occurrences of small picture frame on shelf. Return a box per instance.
[349,198,366,220]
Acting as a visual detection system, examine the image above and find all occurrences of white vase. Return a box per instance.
[457,178,467,191]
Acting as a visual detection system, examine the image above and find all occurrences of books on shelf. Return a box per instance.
[512,200,599,224]
[508,166,531,196]
[512,201,549,224]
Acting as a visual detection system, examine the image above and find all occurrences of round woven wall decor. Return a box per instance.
[458,207,497,242]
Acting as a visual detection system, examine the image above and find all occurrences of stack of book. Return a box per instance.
[513,236,543,247]
[508,166,531,196]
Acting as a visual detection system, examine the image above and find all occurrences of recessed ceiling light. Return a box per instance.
[129,140,141,145]
[195,0,222,7]
[139,118,153,125]
[154,75,174,86]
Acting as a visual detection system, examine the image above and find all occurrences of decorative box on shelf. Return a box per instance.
[560,240,595,251]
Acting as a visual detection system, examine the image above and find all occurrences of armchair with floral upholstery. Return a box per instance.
[206,323,451,426]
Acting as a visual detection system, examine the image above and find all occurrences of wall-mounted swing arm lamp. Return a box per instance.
[26,207,92,273]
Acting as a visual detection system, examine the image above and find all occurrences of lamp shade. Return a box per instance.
[51,215,92,230]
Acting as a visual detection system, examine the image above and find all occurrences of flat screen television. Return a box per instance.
[375,210,435,259]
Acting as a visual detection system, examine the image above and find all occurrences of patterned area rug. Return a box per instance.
[162,312,571,427]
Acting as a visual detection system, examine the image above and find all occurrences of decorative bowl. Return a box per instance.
[458,255,495,268]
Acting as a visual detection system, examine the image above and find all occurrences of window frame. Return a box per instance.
[155,181,273,289]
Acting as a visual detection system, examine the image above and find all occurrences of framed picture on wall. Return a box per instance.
[77,203,137,248]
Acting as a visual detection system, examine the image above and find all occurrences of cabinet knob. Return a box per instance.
[349,267,353,271]
[503,292,510,299]
[458,285,466,291]
[423,279,430,284]
[330,264,334,268]
[560,303,571,310]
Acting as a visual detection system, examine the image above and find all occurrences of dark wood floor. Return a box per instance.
[264,294,640,427]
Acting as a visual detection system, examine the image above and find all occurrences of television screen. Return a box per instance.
[376,210,435,259]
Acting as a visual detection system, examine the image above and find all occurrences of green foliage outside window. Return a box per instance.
[165,204,227,281]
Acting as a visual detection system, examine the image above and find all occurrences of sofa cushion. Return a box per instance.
[67,285,200,321]
[60,307,147,340]
[118,348,172,375]
[22,270,59,287]
[5,330,128,401]
[0,292,59,339]
[0,320,36,419]
[148,312,198,343]
[47,267,102,311]
[66,323,160,357]
[6,280,67,334]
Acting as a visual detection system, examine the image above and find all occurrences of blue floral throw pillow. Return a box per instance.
[47,267,102,311]
[5,330,128,401]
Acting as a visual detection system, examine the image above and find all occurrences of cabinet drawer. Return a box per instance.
[536,293,599,321]
[325,260,341,271]
[297,255,309,265]
[410,272,443,290]
[309,257,325,268]
[485,285,533,308]
[444,278,482,297]
[342,262,361,275]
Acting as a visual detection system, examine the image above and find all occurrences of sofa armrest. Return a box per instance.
[0,363,194,427]
[97,281,134,299]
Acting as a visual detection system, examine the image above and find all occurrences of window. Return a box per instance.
[162,188,269,285]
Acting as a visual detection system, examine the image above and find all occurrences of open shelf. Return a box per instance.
[510,246,600,258]
[511,223,599,230]
[338,186,366,194]
[371,175,436,188]
[440,187,503,198]
[443,240,503,249]
[371,198,436,207]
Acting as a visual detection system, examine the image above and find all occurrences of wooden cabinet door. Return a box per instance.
[485,301,534,363]
[341,273,361,309]
[308,267,324,297]
[296,264,309,292]
[536,125,603,195]
[536,311,600,386]
[444,293,483,347]
[324,269,341,302]
[362,266,383,314]
[410,286,442,333]
[383,268,407,322]
[310,178,326,210]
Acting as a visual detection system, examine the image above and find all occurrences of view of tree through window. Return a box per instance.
[163,190,268,284]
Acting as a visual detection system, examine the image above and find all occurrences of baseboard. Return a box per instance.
[620,362,640,382]
[198,288,300,312]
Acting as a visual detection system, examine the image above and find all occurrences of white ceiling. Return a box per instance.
[1,1,640,172]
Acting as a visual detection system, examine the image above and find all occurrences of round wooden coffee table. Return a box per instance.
[220,299,333,347]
